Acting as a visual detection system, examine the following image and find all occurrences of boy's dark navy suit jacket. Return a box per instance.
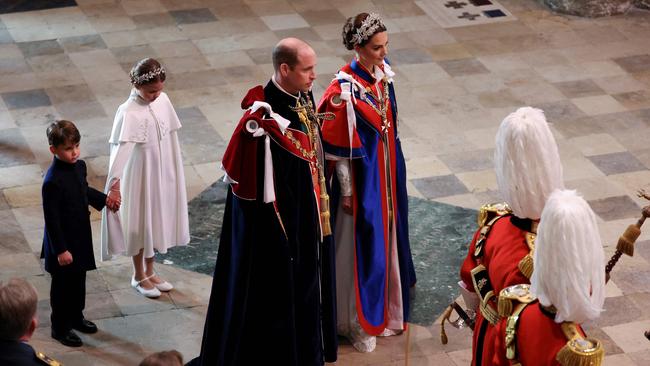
[41,157,106,273]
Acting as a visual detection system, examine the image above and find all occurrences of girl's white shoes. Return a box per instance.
[131,274,172,298]
[153,278,173,292]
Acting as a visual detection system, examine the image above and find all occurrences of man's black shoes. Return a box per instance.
[72,319,98,334]
[51,330,83,347]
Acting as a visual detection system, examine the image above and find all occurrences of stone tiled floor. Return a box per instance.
[1,0,650,365]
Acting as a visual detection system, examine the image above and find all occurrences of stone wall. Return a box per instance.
[541,0,633,17]
[636,0,650,10]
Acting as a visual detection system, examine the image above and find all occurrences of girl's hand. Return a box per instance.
[107,179,121,212]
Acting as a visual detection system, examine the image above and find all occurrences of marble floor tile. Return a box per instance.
[17,39,65,58]
[476,53,528,73]
[509,79,567,105]
[261,13,309,31]
[461,38,512,57]
[0,57,31,75]
[2,89,52,110]
[0,109,16,129]
[613,54,650,74]
[406,155,452,179]
[169,8,217,25]
[299,9,345,26]
[120,0,165,16]
[605,280,624,298]
[603,354,639,366]
[631,148,650,170]
[109,288,176,316]
[437,58,490,76]
[0,27,13,44]
[209,3,256,19]
[389,47,434,65]
[0,44,22,60]
[572,95,628,116]
[130,12,176,29]
[553,79,606,99]
[411,174,469,199]
[602,320,650,353]
[0,210,30,255]
[588,195,641,221]
[0,163,43,189]
[588,151,647,176]
[437,149,493,173]
[576,25,630,45]
[561,154,607,182]
[3,183,41,208]
[477,89,523,108]
[596,296,645,327]
[0,252,43,280]
[455,169,498,194]
[0,128,36,167]
[518,48,571,68]
[628,350,650,365]
[426,43,473,61]
[535,63,592,84]
[446,348,473,366]
[578,60,628,80]
[565,177,626,201]
[612,90,650,110]
[274,27,323,42]
[110,44,159,66]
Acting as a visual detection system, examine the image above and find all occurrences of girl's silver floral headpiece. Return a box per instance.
[131,66,165,85]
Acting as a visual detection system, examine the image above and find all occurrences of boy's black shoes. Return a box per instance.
[72,319,98,334]
[51,330,83,347]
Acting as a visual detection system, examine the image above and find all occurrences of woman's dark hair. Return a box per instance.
[342,12,387,50]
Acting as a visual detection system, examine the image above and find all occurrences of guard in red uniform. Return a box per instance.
[492,189,606,366]
[459,107,564,366]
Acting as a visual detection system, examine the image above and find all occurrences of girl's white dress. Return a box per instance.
[101,90,190,260]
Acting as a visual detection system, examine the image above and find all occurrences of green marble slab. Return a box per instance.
[157,181,478,325]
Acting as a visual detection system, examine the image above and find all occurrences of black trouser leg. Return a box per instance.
[50,269,86,333]
[51,271,70,334]
[71,271,86,324]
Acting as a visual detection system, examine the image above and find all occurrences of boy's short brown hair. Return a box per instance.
[46,120,81,147]
[139,350,183,366]
[0,278,38,341]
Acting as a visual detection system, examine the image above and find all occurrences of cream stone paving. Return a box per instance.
[1,0,650,365]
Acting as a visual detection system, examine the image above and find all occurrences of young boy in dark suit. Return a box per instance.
[42,120,120,347]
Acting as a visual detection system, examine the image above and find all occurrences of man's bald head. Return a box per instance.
[272,37,314,72]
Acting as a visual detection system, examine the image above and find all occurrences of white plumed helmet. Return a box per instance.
[494,106,563,219]
[531,189,605,324]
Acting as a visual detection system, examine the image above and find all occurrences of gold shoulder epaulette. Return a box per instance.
[477,202,512,227]
[498,284,536,317]
[474,203,512,259]
[505,301,530,362]
[518,232,536,279]
[36,351,62,366]
[556,323,604,366]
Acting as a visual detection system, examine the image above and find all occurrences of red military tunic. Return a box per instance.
[459,215,535,366]
[492,302,587,366]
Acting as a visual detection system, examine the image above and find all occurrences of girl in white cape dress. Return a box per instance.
[101,58,189,299]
